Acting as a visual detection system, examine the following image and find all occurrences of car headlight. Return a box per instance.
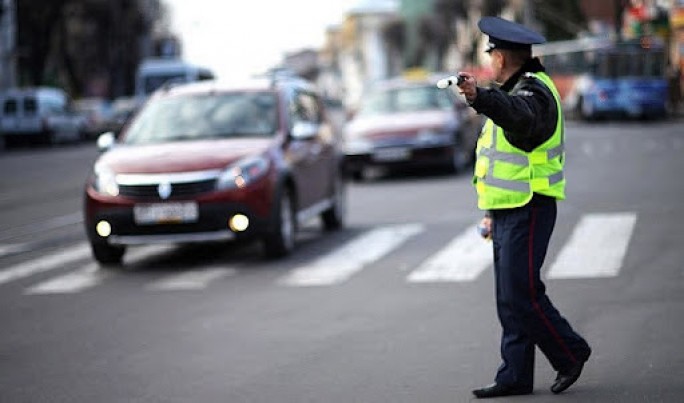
[91,163,119,197]
[217,156,270,190]
[344,138,373,155]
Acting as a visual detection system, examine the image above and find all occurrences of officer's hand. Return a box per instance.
[457,72,477,104]
[477,216,492,240]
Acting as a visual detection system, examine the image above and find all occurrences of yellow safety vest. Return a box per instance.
[473,72,565,210]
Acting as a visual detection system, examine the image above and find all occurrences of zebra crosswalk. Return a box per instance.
[0,212,638,296]
[408,224,492,283]
[547,212,637,279]
[281,223,424,287]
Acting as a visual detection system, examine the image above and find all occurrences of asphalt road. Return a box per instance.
[1,119,683,403]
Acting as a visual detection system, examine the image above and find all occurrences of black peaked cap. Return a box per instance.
[478,16,546,52]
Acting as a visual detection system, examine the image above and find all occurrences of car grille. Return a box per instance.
[118,178,217,200]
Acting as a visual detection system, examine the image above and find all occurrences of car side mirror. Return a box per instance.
[97,131,116,152]
[291,121,318,140]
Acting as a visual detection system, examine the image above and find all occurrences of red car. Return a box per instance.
[343,74,478,180]
[84,77,346,265]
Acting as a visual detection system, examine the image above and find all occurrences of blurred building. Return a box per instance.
[283,49,319,81]
[337,0,399,109]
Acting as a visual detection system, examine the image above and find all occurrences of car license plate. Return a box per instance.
[373,147,410,162]
[134,202,199,225]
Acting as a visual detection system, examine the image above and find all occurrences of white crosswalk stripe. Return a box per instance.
[0,243,91,286]
[25,263,109,295]
[547,212,637,279]
[407,224,493,283]
[147,267,237,291]
[280,223,424,287]
[21,244,178,294]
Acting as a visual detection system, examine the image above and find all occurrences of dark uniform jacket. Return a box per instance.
[470,57,557,152]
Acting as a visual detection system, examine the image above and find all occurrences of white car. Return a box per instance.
[0,87,85,146]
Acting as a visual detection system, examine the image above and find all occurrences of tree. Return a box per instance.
[15,0,168,98]
[16,0,68,86]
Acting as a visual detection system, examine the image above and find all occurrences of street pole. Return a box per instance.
[0,0,17,90]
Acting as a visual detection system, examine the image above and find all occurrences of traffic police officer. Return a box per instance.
[455,17,592,398]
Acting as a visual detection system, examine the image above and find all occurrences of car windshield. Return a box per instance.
[123,92,278,145]
[359,85,454,116]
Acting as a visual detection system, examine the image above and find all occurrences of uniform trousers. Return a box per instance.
[491,194,591,388]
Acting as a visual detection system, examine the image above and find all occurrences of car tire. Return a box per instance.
[263,187,296,258]
[90,242,126,266]
[349,168,364,182]
[40,130,55,146]
[321,175,346,230]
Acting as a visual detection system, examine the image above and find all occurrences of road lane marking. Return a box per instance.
[24,263,109,295]
[0,212,83,242]
[407,224,493,283]
[281,223,424,286]
[0,243,91,286]
[147,267,237,291]
[547,212,637,279]
[22,245,176,294]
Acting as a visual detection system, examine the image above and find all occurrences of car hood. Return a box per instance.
[99,138,273,174]
[346,110,456,138]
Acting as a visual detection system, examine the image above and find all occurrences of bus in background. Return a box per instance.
[534,36,670,120]
[134,58,215,101]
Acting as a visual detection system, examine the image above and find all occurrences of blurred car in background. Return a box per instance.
[342,72,478,180]
[84,76,346,265]
[101,96,141,137]
[73,97,113,139]
[0,87,85,146]
[135,58,216,101]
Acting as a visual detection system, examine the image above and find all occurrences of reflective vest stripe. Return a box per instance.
[478,124,564,166]
[480,145,564,166]
[485,170,564,193]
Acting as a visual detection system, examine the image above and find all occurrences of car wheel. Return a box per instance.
[40,130,55,146]
[321,175,346,230]
[350,168,364,182]
[90,242,125,266]
[263,187,296,258]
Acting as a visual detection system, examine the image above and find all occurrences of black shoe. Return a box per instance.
[551,361,585,394]
[472,383,533,399]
